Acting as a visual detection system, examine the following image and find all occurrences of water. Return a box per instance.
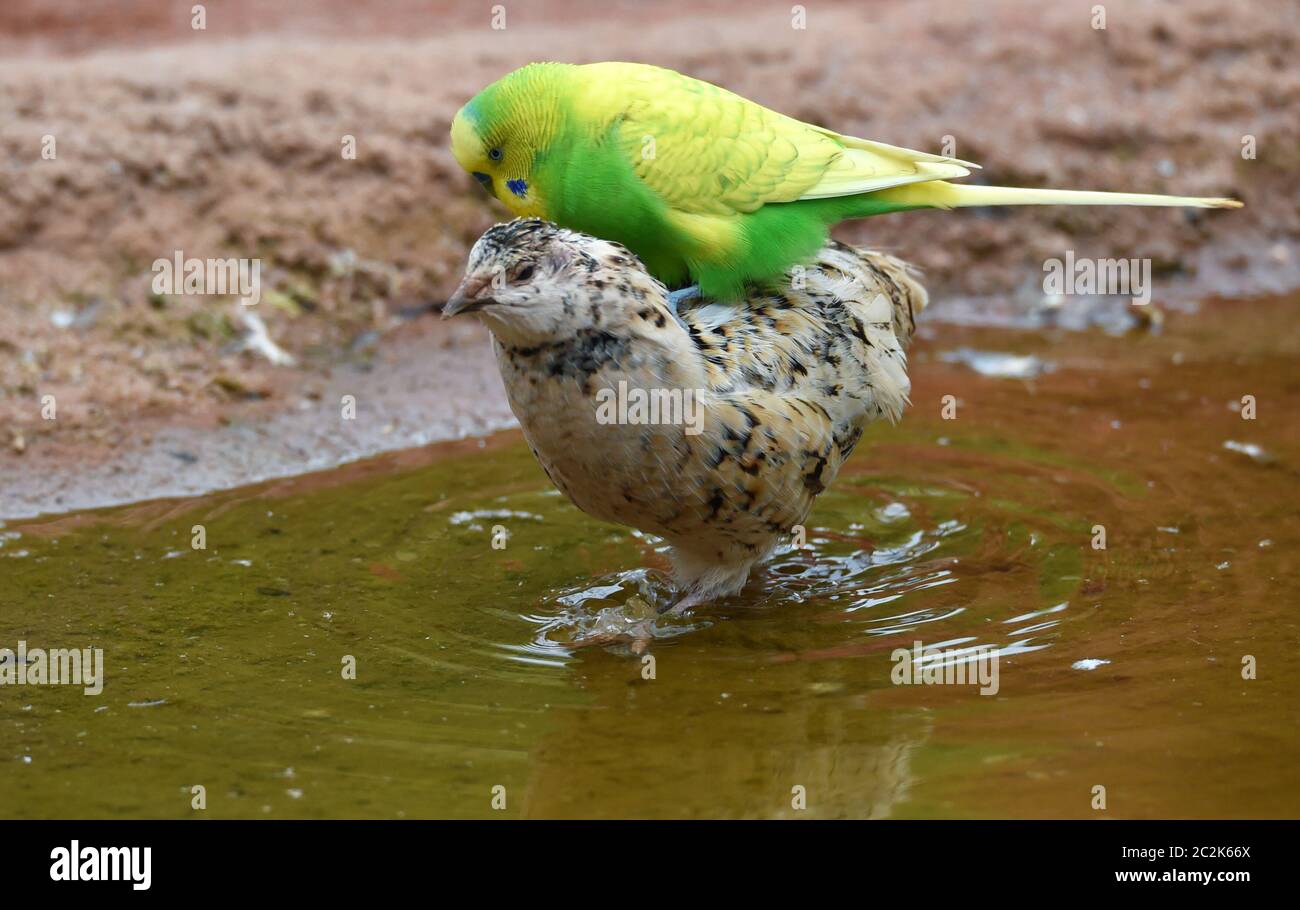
[3,296,1298,818]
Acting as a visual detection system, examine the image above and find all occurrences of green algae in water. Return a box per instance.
[0,436,1077,818]
[3,297,1300,818]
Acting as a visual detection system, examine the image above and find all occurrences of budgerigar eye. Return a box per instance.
[488,148,503,161]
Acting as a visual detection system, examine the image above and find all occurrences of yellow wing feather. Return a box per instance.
[576,62,973,216]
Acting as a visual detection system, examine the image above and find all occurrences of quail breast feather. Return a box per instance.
[446,219,927,610]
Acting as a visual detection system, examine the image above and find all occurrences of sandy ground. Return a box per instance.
[1,0,1297,517]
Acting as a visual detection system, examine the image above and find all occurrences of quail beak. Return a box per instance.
[442,272,496,318]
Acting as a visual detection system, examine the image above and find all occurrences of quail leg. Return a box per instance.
[659,588,709,616]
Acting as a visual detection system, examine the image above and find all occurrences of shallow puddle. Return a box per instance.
[3,295,1298,818]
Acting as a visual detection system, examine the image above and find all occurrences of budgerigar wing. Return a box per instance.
[579,62,974,216]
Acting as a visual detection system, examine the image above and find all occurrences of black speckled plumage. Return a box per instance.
[450,220,927,606]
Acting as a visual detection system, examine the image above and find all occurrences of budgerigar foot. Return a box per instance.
[664,285,700,332]
[667,285,701,307]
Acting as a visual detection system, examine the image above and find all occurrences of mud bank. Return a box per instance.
[0,318,516,519]
[1,0,1296,514]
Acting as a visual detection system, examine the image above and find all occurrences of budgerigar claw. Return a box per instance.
[664,285,700,332]
[667,285,701,308]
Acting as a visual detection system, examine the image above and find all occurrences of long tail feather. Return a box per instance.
[875,181,1243,210]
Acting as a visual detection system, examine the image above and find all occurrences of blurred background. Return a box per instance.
[0,0,1295,510]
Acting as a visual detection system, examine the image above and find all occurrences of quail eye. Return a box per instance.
[515,264,535,282]
[488,147,503,161]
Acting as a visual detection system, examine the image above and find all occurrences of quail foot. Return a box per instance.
[445,218,927,621]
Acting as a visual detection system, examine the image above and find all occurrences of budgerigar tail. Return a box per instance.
[874,181,1243,211]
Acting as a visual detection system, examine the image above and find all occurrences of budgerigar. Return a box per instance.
[450,62,1242,302]
[444,219,927,612]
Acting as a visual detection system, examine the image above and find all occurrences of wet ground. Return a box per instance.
[5,0,1295,468]
[2,294,1298,818]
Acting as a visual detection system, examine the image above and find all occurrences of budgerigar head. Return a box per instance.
[450,63,571,219]
[444,219,669,346]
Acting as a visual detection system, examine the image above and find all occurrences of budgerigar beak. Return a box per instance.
[443,272,495,318]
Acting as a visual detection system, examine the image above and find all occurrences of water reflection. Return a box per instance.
[4,295,1299,818]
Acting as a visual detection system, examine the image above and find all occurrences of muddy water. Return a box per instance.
[3,295,1298,819]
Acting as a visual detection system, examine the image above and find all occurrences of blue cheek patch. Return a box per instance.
[506,178,528,198]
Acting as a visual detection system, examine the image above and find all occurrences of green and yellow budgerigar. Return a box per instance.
[450,61,1241,300]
